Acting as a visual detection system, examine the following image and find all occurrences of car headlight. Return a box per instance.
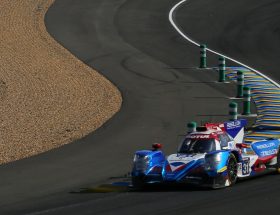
[133,154,139,162]
[213,153,221,163]
[133,154,150,162]
[205,153,222,170]
[133,154,151,172]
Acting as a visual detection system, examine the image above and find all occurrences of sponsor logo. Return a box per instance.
[190,135,210,139]
[253,141,277,157]
[256,142,275,150]
[260,149,277,156]
[226,120,241,129]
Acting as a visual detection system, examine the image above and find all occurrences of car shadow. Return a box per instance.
[70,170,279,194]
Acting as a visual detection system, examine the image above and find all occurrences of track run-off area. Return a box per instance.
[1,0,280,214]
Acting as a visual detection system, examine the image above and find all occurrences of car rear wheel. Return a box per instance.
[227,154,238,186]
[276,148,280,174]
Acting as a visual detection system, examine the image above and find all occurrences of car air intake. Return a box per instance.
[196,126,208,132]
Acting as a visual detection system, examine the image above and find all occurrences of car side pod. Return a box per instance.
[205,151,239,188]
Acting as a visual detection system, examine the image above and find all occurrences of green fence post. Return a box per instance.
[200,44,207,68]
[243,86,251,115]
[187,122,197,133]
[229,102,238,121]
[237,71,244,98]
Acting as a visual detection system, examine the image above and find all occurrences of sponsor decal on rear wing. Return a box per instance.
[224,119,247,143]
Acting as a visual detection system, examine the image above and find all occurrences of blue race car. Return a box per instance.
[131,119,280,189]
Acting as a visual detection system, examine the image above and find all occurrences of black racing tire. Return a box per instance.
[276,148,280,174]
[227,154,238,186]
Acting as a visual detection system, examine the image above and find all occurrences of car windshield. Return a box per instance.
[178,138,216,154]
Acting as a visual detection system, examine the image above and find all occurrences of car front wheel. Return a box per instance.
[227,154,238,186]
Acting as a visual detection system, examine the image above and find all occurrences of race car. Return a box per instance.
[131,119,280,189]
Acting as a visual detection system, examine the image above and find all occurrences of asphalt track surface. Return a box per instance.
[0,0,280,214]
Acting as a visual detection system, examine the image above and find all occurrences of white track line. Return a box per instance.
[169,0,280,88]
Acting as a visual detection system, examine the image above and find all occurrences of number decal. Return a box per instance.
[242,158,250,175]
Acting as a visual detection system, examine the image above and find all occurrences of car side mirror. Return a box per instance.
[236,143,250,149]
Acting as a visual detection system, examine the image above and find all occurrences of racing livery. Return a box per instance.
[131,119,280,188]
